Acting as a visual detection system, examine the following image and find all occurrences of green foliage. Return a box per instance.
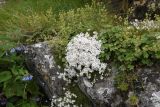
[0,1,98,106]
[117,82,129,91]
[68,83,92,107]
[1,0,100,106]
[0,0,90,25]
[0,71,12,83]
[48,3,111,66]
[5,8,56,43]
[1,0,160,105]
[48,37,67,68]
[0,0,91,33]
[2,2,110,43]
[57,3,110,38]
[115,71,137,91]
[97,0,133,14]
[4,0,90,13]
[129,94,139,106]
[0,0,92,47]
[99,21,160,71]
[99,16,160,91]
[0,35,41,106]
[0,1,112,69]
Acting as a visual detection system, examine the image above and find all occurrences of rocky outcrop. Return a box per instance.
[23,42,160,107]
[23,42,121,106]
[23,43,65,99]
[77,67,122,107]
[137,64,160,107]
[131,0,160,20]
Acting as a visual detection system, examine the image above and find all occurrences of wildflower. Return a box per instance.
[65,32,107,79]
[131,19,160,30]
[51,91,78,107]
[22,75,33,81]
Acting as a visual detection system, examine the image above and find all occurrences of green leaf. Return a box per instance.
[118,82,129,91]
[0,51,5,57]
[0,58,14,69]
[26,81,40,96]
[0,43,15,50]
[11,66,28,77]
[11,66,19,76]
[143,52,149,58]
[127,64,134,70]
[0,35,10,39]
[0,71,12,83]
[16,100,38,107]
[155,51,160,58]
[4,80,27,98]
[6,102,15,107]
[141,59,150,65]
[119,65,127,71]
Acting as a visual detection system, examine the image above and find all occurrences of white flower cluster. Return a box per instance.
[131,19,160,30]
[151,91,160,107]
[51,91,78,107]
[65,32,107,79]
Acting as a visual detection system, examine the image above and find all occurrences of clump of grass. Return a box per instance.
[0,0,91,32]
[3,0,90,13]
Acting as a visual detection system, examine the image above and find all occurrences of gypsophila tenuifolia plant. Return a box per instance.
[51,90,78,107]
[64,32,107,81]
[131,19,160,30]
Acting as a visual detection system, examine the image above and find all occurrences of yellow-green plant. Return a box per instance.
[129,94,139,106]
[3,2,111,44]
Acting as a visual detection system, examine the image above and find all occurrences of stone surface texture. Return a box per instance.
[24,43,65,99]
[23,42,160,107]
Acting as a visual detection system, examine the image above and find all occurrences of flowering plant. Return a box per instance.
[65,32,107,79]
[131,19,160,30]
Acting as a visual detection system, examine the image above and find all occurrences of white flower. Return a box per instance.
[151,91,160,107]
[65,32,107,79]
[93,31,98,36]
[131,19,160,30]
[51,91,78,107]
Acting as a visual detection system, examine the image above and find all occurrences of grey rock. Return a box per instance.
[24,42,65,99]
[151,91,160,107]
[137,64,160,107]
[130,0,160,20]
[78,67,123,107]
[22,42,160,107]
